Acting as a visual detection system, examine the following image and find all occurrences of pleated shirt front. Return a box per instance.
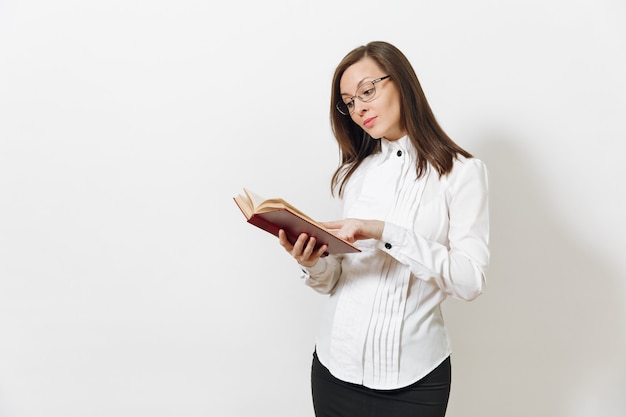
[303,135,490,390]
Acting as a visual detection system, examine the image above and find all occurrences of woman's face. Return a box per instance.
[339,57,406,141]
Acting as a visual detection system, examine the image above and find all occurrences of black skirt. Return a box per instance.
[311,351,451,417]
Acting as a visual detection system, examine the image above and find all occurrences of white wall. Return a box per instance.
[1,0,625,416]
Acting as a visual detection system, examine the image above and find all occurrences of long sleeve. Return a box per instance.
[377,158,489,301]
[301,254,343,294]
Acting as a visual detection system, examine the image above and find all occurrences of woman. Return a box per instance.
[278,41,489,417]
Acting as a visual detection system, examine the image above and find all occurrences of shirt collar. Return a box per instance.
[380,135,412,159]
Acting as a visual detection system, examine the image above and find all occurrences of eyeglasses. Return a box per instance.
[335,75,391,115]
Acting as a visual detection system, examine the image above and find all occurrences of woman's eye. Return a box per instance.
[345,101,355,109]
[361,87,375,98]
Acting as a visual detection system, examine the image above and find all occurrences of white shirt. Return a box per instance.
[302,135,490,390]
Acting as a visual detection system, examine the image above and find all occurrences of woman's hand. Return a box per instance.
[321,219,384,243]
[278,229,328,268]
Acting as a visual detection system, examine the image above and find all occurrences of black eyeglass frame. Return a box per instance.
[335,75,392,115]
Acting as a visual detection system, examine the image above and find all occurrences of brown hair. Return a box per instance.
[330,41,472,197]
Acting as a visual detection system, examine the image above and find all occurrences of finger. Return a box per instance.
[299,238,327,266]
[314,244,329,258]
[302,236,318,257]
[292,233,310,255]
[320,220,343,230]
[294,235,316,264]
[278,229,294,251]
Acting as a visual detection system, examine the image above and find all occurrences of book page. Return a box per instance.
[243,188,268,210]
[243,188,322,226]
[233,194,253,218]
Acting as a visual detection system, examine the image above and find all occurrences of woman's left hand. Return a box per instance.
[321,219,384,243]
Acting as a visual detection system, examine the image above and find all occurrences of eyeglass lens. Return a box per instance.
[337,81,379,115]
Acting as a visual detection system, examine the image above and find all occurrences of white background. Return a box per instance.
[1,0,625,416]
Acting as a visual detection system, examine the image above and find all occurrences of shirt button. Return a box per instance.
[385,242,392,249]
[396,150,402,157]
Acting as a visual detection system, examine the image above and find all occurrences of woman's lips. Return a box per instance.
[363,116,377,128]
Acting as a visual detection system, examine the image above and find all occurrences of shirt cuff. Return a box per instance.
[299,258,327,279]
[377,222,406,253]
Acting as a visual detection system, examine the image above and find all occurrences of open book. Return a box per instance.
[233,188,361,255]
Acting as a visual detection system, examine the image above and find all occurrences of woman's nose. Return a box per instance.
[354,100,368,115]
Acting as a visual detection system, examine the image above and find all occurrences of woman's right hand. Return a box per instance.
[278,229,328,268]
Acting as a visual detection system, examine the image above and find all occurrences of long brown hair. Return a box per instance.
[330,41,472,197]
